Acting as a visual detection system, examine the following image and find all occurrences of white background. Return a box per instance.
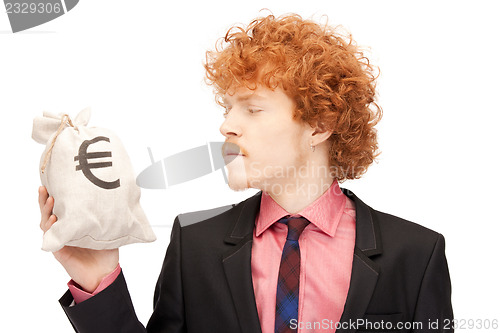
[1,0,499,332]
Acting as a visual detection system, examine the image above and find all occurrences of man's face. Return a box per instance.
[220,85,312,193]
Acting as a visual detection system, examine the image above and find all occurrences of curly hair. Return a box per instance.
[204,13,382,181]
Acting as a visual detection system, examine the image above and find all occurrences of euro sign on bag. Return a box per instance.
[32,107,156,252]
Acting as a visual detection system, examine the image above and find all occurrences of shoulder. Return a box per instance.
[174,191,260,229]
[370,207,446,263]
[170,192,261,251]
[373,208,443,241]
[343,187,445,251]
[177,204,236,228]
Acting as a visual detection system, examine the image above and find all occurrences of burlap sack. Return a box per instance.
[32,107,156,252]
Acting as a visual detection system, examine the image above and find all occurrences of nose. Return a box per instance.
[219,112,242,138]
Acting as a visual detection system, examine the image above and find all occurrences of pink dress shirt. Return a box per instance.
[68,263,122,304]
[69,180,356,333]
[252,179,356,333]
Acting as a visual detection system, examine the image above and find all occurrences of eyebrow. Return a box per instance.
[222,92,266,104]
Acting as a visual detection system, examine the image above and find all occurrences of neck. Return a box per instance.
[266,164,335,214]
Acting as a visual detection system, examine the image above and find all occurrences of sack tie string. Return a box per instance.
[41,114,74,174]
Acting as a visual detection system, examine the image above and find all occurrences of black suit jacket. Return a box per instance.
[59,188,453,332]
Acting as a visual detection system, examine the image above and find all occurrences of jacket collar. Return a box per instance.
[224,188,383,257]
[341,188,383,256]
[223,191,262,244]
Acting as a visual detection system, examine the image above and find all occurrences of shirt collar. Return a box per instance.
[255,179,347,238]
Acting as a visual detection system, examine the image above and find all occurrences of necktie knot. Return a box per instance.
[280,216,310,241]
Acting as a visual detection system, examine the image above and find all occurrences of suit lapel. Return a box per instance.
[337,188,382,333]
[222,192,263,333]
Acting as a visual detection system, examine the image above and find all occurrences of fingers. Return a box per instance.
[40,214,58,234]
[39,187,57,233]
[42,194,53,219]
[38,186,48,211]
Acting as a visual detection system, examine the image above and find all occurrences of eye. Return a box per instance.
[248,108,262,114]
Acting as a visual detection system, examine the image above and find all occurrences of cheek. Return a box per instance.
[274,125,306,150]
[257,135,301,164]
[248,119,305,157]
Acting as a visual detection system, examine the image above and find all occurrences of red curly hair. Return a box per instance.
[204,13,382,181]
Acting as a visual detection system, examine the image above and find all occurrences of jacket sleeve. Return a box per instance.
[58,216,186,333]
[59,269,146,332]
[412,233,454,332]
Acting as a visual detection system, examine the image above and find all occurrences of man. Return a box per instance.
[39,14,453,332]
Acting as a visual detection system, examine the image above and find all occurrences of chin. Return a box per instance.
[225,156,249,191]
[227,179,249,191]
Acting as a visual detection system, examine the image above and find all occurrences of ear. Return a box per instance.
[310,123,333,146]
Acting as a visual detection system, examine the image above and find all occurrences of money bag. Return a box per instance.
[32,107,156,252]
